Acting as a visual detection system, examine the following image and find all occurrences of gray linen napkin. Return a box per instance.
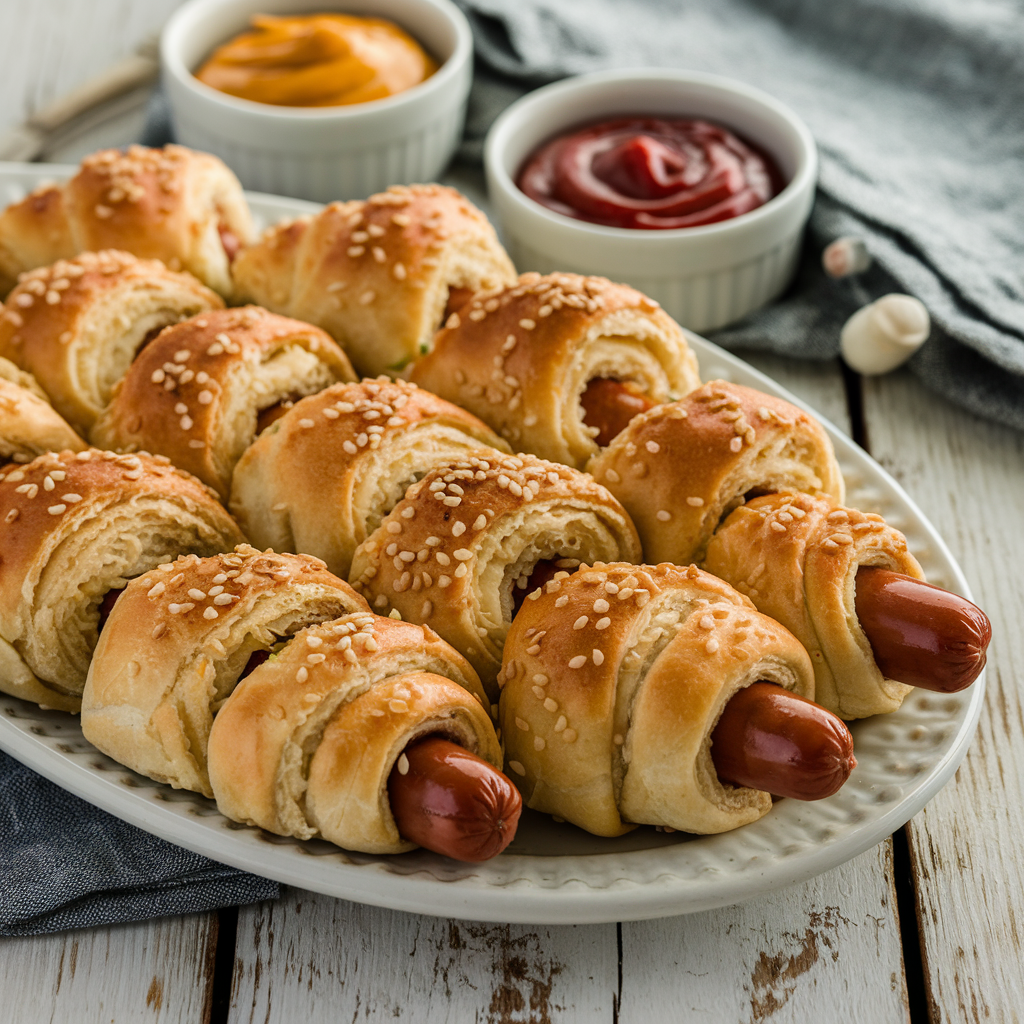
[455,0,1024,431]
[0,750,277,936]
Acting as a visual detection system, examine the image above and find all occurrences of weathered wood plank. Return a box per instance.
[862,369,1024,1024]
[229,890,617,1023]
[0,912,217,1024]
[619,842,908,1023]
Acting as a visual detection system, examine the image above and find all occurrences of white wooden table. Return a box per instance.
[1,4,1022,1022]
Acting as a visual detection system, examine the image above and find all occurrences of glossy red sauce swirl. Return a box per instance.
[517,117,783,230]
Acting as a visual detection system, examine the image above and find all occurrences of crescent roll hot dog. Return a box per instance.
[91,306,356,499]
[0,449,243,711]
[589,380,844,564]
[704,492,990,718]
[410,272,700,468]
[229,378,509,578]
[498,562,842,837]
[207,614,511,858]
[349,450,642,699]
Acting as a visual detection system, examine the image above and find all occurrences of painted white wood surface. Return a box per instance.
[0,913,216,1024]
[864,370,1024,1024]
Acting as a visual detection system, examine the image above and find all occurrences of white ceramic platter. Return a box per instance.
[0,164,984,925]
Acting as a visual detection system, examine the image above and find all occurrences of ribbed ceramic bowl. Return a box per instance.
[161,0,472,202]
[485,69,818,333]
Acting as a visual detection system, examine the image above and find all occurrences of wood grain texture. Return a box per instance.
[229,889,617,1024]
[0,912,217,1024]
[619,843,909,1024]
[863,370,1024,1024]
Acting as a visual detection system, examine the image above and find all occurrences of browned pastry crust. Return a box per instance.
[230,378,509,578]
[704,493,925,718]
[91,306,356,499]
[499,562,815,836]
[410,272,701,467]
[0,145,255,297]
[0,449,243,711]
[81,545,369,796]
[231,184,517,376]
[588,379,845,565]
[0,376,85,463]
[207,613,498,854]
[0,251,224,434]
[349,450,642,699]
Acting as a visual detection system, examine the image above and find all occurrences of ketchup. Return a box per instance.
[517,118,783,230]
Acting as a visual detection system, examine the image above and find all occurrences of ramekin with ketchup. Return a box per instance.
[161,0,472,202]
[485,69,817,333]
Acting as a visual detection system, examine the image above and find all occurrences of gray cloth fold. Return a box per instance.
[455,0,1024,430]
[0,751,277,936]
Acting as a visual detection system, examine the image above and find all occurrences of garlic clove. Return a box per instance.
[823,236,872,278]
[840,294,930,375]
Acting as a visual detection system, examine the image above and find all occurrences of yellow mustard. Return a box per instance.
[195,13,438,107]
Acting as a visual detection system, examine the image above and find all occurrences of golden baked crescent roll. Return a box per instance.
[588,380,845,564]
[0,145,255,297]
[81,546,369,796]
[91,306,356,499]
[349,451,642,699]
[0,449,243,711]
[230,378,509,578]
[499,562,815,836]
[704,493,925,719]
[410,272,701,467]
[0,377,85,463]
[0,251,223,434]
[231,184,517,376]
[207,613,498,854]
[0,356,49,401]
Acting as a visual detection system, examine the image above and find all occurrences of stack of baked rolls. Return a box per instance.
[230,378,509,577]
[232,183,518,375]
[704,493,991,719]
[82,546,521,862]
[0,250,223,435]
[0,357,84,462]
[589,379,845,564]
[0,449,242,712]
[349,450,642,697]
[0,145,254,297]
[92,306,356,499]
[499,562,856,836]
[410,272,701,466]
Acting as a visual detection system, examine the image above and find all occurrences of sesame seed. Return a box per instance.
[730,437,743,452]
[770,521,787,533]
[554,595,568,608]
[515,717,530,732]
[592,650,604,665]
[519,319,536,330]
[645,441,660,453]
[656,510,671,522]
[509,761,526,776]
[213,594,233,605]
[296,666,309,682]
[573,616,588,630]
[605,468,620,483]
[359,290,376,305]
[544,698,559,714]
[568,655,587,669]
[562,729,577,743]
[202,607,218,620]
[526,644,541,656]
[700,614,715,629]
[453,549,473,561]
[593,599,610,613]
[706,638,720,654]
[397,753,410,775]
[47,504,66,515]
[180,415,193,430]
[386,522,402,534]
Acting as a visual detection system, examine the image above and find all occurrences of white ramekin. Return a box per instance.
[484,69,818,333]
[161,0,472,203]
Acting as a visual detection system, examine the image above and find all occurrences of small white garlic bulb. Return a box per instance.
[840,294,930,375]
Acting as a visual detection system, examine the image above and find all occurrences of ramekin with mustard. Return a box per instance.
[195,12,438,107]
